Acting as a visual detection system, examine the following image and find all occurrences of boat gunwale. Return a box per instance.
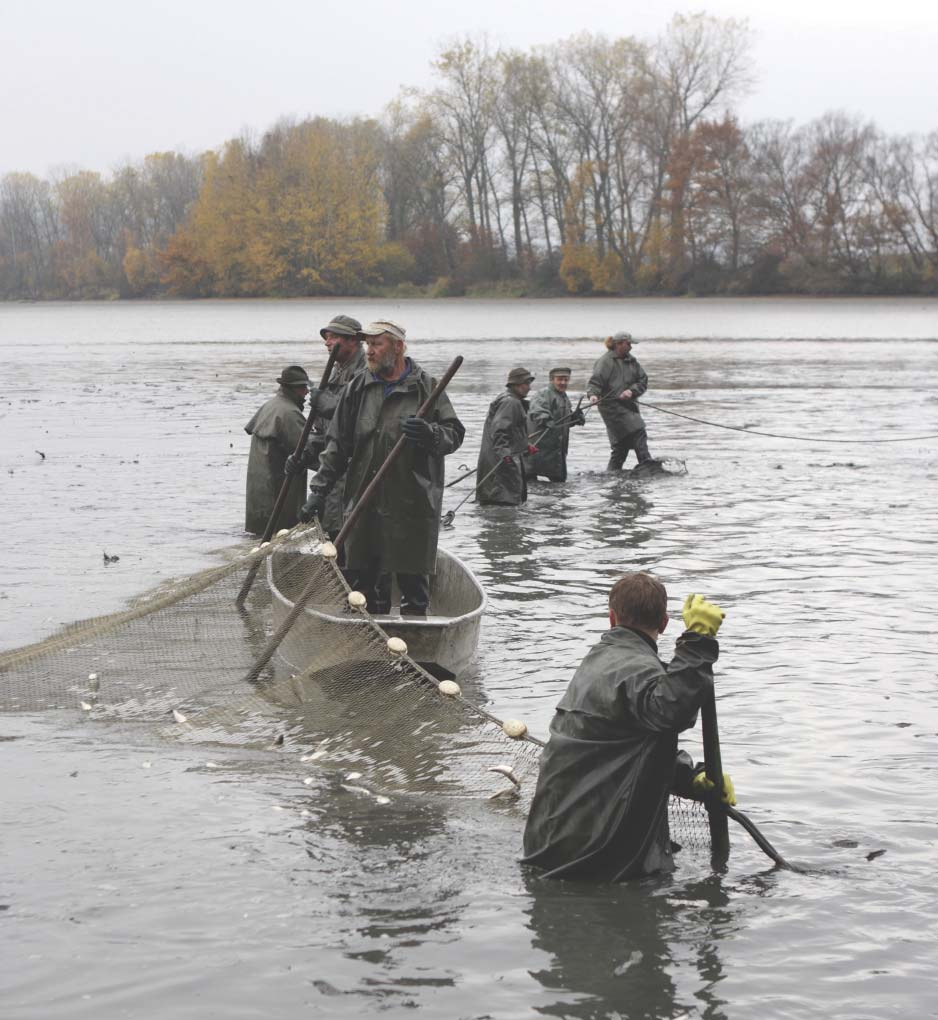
[267,546,487,631]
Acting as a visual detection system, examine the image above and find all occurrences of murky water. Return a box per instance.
[2,297,938,1018]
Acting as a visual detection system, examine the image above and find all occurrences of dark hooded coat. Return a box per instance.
[476,389,529,506]
[522,626,718,882]
[525,384,574,482]
[244,388,307,535]
[310,358,464,574]
[587,350,648,444]
[308,346,367,534]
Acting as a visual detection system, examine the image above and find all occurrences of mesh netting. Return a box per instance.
[0,524,710,847]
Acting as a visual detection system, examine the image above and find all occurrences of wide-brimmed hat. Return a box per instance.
[549,366,572,378]
[277,365,311,387]
[507,366,535,385]
[319,315,362,340]
[360,319,406,342]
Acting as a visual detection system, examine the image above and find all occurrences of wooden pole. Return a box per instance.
[701,684,731,867]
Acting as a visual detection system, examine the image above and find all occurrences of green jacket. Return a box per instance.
[587,350,648,441]
[522,626,717,881]
[244,389,307,535]
[309,346,367,534]
[526,385,573,482]
[310,359,464,574]
[477,389,529,506]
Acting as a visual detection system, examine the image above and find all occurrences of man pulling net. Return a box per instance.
[522,572,734,881]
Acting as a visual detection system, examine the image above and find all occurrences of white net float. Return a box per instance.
[387,637,408,657]
[347,591,367,610]
[438,679,461,697]
[318,541,338,559]
[502,719,527,739]
[276,529,290,538]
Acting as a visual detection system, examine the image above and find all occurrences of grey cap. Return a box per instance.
[319,315,363,340]
[360,319,406,342]
[507,366,535,385]
[549,366,572,378]
[277,365,311,387]
[611,331,637,343]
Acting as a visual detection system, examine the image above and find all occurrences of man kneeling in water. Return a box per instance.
[522,572,734,881]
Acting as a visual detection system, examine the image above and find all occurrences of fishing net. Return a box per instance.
[0,525,711,848]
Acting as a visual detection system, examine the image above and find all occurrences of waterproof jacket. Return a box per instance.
[244,389,307,535]
[477,389,529,505]
[309,346,367,533]
[522,626,718,882]
[526,385,574,482]
[587,351,648,442]
[310,359,464,574]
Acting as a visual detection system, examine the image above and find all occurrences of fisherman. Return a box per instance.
[243,365,310,535]
[299,319,465,616]
[476,366,538,506]
[522,572,735,881]
[587,331,653,470]
[525,367,586,483]
[285,314,365,537]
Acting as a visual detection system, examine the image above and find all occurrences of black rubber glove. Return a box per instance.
[402,416,435,450]
[299,491,325,523]
[284,453,304,477]
[570,409,586,427]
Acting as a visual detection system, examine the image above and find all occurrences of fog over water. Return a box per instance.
[2,297,937,1018]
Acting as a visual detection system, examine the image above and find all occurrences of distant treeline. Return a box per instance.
[3,15,937,300]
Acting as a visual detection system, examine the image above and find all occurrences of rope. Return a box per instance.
[640,400,938,444]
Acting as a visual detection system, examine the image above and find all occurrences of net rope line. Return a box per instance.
[0,524,712,848]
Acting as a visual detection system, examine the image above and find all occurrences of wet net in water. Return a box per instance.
[0,524,711,848]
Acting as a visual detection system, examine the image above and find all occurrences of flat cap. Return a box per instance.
[611,331,637,343]
[319,314,363,340]
[549,366,572,377]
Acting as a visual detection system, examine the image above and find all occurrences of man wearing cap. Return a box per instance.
[587,332,653,470]
[244,365,310,535]
[477,367,538,506]
[300,319,465,616]
[286,314,366,537]
[525,367,587,483]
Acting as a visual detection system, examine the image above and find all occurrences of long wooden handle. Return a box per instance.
[701,684,731,866]
[235,345,341,607]
[245,355,463,680]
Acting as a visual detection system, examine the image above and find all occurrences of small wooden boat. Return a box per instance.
[266,545,486,680]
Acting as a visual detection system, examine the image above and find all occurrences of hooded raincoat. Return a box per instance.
[522,626,718,882]
[525,385,574,482]
[308,346,367,534]
[476,389,529,505]
[587,350,648,445]
[244,388,307,535]
[310,358,464,574]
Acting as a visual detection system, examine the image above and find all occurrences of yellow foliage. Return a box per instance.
[559,243,599,294]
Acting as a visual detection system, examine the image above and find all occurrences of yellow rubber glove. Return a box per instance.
[692,771,736,806]
[682,593,725,637]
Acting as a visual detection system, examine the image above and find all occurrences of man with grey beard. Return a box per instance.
[300,319,465,616]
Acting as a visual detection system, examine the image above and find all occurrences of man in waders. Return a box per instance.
[285,314,365,538]
[299,319,465,616]
[522,573,735,881]
[476,366,539,506]
[525,367,586,483]
[244,365,310,535]
[587,332,653,470]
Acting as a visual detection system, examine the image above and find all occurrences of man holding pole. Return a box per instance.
[286,314,365,537]
[476,367,538,506]
[522,573,734,882]
[588,331,654,470]
[244,365,310,535]
[525,367,586,483]
[300,319,465,616]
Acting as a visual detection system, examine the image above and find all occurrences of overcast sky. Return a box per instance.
[3,0,936,178]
